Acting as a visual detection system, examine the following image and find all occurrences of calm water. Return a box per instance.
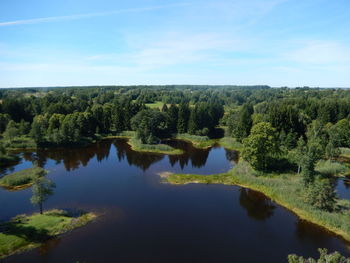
[1,139,350,263]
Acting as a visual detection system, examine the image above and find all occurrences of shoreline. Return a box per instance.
[164,162,350,243]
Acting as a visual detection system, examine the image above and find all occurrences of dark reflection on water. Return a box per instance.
[1,139,350,263]
[239,188,276,221]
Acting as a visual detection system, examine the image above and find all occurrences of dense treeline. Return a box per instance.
[0,86,227,146]
[2,85,350,212]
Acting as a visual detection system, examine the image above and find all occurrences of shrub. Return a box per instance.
[304,177,337,212]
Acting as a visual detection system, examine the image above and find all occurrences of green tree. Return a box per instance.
[3,120,19,142]
[289,137,307,174]
[177,103,190,133]
[301,139,324,186]
[0,113,10,133]
[304,177,337,211]
[166,104,179,134]
[131,109,168,144]
[229,103,254,142]
[111,103,124,133]
[30,115,48,145]
[161,103,168,112]
[328,119,350,147]
[30,177,56,214]
[288,248,350,263]
[18,119,30,135]
[241,122,279,171]
[325,139,340,159]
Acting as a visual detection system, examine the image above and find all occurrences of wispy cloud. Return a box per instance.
[0,2,190,27]
[84,32,248,68]
[285,40,350,64]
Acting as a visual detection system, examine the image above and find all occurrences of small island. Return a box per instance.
[0,209,96,259]
[0,167,47,190]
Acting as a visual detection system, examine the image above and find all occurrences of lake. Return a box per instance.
[1,139,350,263]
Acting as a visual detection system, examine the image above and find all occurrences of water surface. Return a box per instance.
[1,139,349,263]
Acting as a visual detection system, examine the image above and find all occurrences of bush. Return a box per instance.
[304,177,337,212]
[288,248,350,263]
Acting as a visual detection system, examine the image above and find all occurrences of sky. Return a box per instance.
[0,0,349,88]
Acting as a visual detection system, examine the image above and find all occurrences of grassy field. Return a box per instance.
[128,137,183,155]
[0,167,48,190]
[0,209,96,259]
[165,161,350,242]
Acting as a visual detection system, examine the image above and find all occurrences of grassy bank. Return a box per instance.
[0,167,48,190]
[176,134,217,149]
[3,136,37,150]
[0,209,96,259]
[315,160,350,177]
[218,137,243,151]
[128,137,183,155]
[165,161,350,242]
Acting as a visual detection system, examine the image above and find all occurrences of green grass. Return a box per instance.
[0,209,96,259]
[176,134,217,149]
[218,137,243,151]
[340,147,350,159]
[2,136,37,150]
[0,167,47,190]
[165,161,350,242]
[315,160,350,177]
[128,137,183,155]
[112,131,136,138]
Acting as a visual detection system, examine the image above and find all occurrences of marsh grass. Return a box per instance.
[315,160,349,177]
[129,137,183,155]
[0,209,96,259]
[340,148,350,159]
[3,136,37,150]
[166,161,350,242]
[218,137,243,151]
[176,134,217,148]
[0,167,48,189]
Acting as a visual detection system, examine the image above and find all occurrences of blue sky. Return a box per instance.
[0,0,349,87]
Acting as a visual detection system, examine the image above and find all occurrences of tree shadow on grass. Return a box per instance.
[267,157,298,173]
[0,220,50,243]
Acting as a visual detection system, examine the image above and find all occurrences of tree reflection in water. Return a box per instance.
[16,138,239,173]
[225,149,239,164]
[239,188,276,221]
